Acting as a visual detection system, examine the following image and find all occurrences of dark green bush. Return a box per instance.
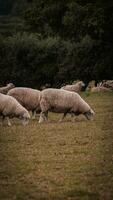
[0,32,113,88]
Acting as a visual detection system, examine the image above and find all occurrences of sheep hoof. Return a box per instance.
[59,119,63,123]
[39,120,43,123]
[39,119,44,123]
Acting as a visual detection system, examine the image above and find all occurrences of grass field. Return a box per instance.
[0,92,113,200]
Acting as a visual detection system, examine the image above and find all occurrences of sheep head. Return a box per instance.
[84,109,95,120]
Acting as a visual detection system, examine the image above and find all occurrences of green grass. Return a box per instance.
[0,92,113,200]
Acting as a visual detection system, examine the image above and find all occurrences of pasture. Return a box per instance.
[0,92,113,200]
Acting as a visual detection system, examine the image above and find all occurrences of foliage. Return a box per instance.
[0,33,61,87]
[0,1,113,87]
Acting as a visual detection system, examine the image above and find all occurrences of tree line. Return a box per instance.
[0,0,113,88]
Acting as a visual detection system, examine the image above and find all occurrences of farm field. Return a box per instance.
[0,92,113,200]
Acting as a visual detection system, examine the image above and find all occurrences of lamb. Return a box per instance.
[39,88,95,123]
[0,93,30,126]
[8,87,41,119]
[91,86,112,93]
[61,81,85,93]
[0,83,15,94]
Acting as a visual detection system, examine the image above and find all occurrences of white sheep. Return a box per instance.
[86,80,95,91]
[61,81,85,93]
[101,80,113,90]
[0,83,15,94]
[39,88,95,123]
[91,86,112,93]
[8,87,41,119]
[0,93,30,126]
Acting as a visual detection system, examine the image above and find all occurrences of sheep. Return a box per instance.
[86,80,95,91]
[0,83,15,94]
[61,81,85,93]
[39,88,95,123]
[101,80,113,90]
[61,81,85,119]
[91,86,112,93]
[8,87,41,119]
[40,83,51,90]
[0,93,30,126]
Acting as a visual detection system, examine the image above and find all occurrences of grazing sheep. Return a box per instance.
[0,83,15,94]
[0,93,30,126]
[61,81,85,93]
[8,87,41,119]
[40,83,51,90]
[39,88,95,123]
[91,86,112,93]
[101,80,113,90]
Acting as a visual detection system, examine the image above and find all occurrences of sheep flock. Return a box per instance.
[0,80,112,126]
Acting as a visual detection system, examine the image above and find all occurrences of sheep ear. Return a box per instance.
[90,109,95,115]
[82,82,85,87]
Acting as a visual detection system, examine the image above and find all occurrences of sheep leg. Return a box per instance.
[6,117,12,126]
[59,112,67,122]
[71,113,75,118]
[44,111,48,121]
[39,99,49,123]
[32,110,36,119]
[0,115,5,126]
[0,116,3,125]
[70,113,76,122]
[39,111,46,123]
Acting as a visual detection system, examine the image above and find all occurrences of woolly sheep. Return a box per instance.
[40,83,51,90]
[61,81,85,93]
[86,80,95,91]
[8,87,41,119]
[91,86,112,93]
[0,93,30,126]
[101,80,113,90]
[39,88,95,123]
[0,83,15,94]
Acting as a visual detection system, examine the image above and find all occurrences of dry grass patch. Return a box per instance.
[0,92,113,200]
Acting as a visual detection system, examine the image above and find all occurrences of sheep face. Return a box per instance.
[79,81,85,90]
[20,112,30,125]
[84,109,95,120]
[81,81,85,87]
[7,83,15,88]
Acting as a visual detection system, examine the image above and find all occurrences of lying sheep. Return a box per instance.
[0,93,30,126]
[61,81,85,93]
[40,83,51,90]
[86,80,95,91]
[8,87,41,119]
[0,83,15,94]
[101,80,113,90]
[91,86,112,93]
[39,88,95,123]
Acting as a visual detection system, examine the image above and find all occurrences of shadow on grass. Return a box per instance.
[14,188,100,200]
[43,189,100,200]
[65,189,100,200]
